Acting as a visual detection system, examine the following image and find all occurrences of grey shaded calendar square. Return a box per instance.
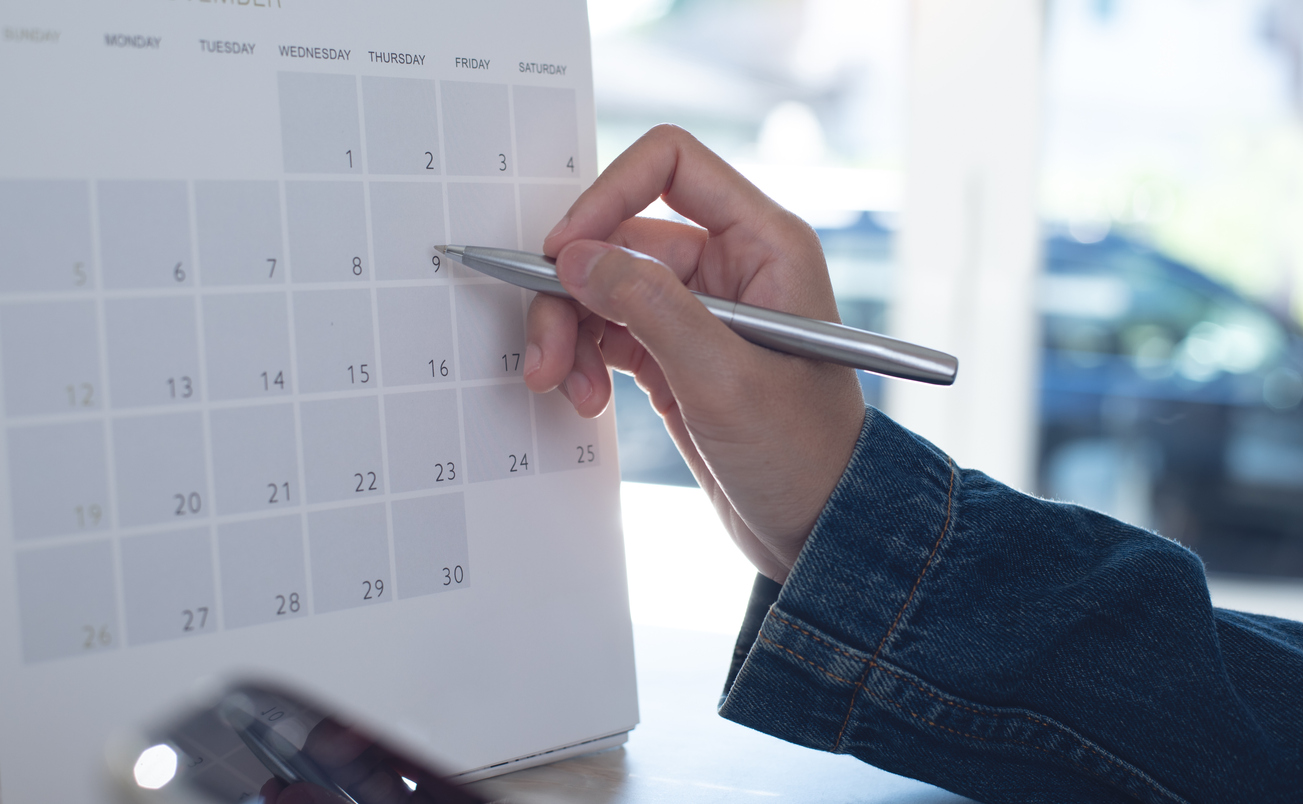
[120,528,217,646]
[203,293,293,400]
[299,396,384,503]
[285,182,369,283]
[462,384,534,482]
[447,183,518,251]
[534,388,602,473]
[105,296,202,409]
[362,76,440,175]
[370,182,446,280]
[307,504,391,614]
[210,404,299,515]
[440,81,512,176]
[278,72,362,175]
[195,181,285,286]
[113,412,209,527]
[16,541,118,663]
[512,86,580,178]
[291,289,376,393]
[392,492,468,598]
[98,180,193,289]
[376,286,455,386]
[454,284,526,380]
[519,183,582,252]
[7,420,110,540]
[1,301,101,417]
[384,390,461,492]
[0,180,93,293]
[218,515,308,629]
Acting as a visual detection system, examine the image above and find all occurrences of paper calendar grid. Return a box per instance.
[0,71,601,664]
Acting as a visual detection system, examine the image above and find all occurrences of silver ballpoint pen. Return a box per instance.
[435,245,958,386]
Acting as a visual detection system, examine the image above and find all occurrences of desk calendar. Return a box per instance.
[0,1,637,800]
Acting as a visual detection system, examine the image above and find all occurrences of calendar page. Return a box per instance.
[0,1,637,801]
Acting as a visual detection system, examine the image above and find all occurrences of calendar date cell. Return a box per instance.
[440,81,512,176]
[370,182,446,280]
[292,289,376,393]
[534,389,602,474]
[512,86,580,178]
[299,396,384,503]
[362,76,440,175]
[16,540,119,663]
[447,182,518,257]
[391,492,469,598]
[7,420,111,540]
[195,181,285,285]
[0,180,93,293]
[285,182,368,283]
[377,286,454,386]
[278,72,362,175]
[120,528,218,645]
[1,300,101,417]
[462,384,534,483]
[210,404,299,515]
[218,515,308,629]
[203,293,293,400]
[98,181,192,289]
[105,297,202,409]
[455,284,526,381]
[384,390,462,493]
[113,412,209,527]
[307,504,391,614]
[519,183,582,253]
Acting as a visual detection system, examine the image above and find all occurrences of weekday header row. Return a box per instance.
[80,31,566,74]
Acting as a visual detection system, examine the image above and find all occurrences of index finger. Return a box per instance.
[542,124,786,256]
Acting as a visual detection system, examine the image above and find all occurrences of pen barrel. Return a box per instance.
[695,294,958,385]
[450,246,958,385]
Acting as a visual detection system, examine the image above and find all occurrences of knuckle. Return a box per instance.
[646,122,690,144]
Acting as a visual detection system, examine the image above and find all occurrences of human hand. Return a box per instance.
[525,125,866,582]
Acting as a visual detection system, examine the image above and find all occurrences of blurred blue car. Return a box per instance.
[614,215,1303,577]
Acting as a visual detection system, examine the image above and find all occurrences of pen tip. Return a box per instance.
[433,245,446,254]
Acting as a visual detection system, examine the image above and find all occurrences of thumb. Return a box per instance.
[554,240,746,391]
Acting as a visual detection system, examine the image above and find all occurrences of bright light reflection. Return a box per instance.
[133,744,178,790]
[402,776,418,791]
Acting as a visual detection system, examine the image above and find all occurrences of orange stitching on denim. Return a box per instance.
[871,458,956,663]
[832,661,870,752]
[771,614,864,662]
[772,615,1070,727]
[758,634,868,753]
[760,631,1178,802]
[758,635,854,685]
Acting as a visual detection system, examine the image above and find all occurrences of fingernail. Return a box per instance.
[563,370,592,405]
[523,342,542,376]
[544,215,569,242]
[559,240,618,287]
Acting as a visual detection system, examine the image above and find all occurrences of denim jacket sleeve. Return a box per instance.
[717,407,1303,804]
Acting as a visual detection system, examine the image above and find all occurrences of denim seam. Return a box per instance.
[763,621,1184,804]
[868,457,956,664]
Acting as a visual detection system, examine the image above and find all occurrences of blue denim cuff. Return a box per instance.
[717,406,958,752]
[716,408,1191,802]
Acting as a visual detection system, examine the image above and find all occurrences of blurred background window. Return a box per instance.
[595,0,1303,590]
[1037,0,1303,576]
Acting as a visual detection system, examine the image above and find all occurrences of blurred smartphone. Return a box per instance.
[105,681,487,804]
